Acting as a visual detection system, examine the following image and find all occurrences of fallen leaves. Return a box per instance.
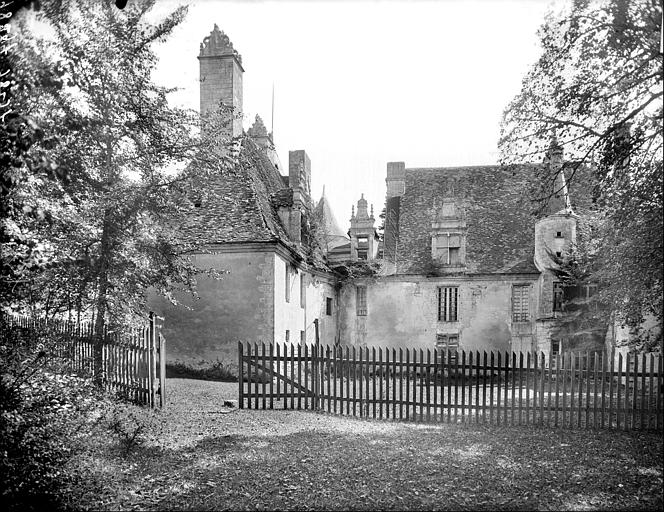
[60,378,663,511]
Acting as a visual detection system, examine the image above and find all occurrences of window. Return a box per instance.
[512,285,530,322]
[556,231,563,238]
[553,282,564,312]
[551,339,561,355]
[356,286,367,316]
[300,274,306,308]
[326,297,333,316]
[300,331,306,343]
[285,264,291,303]
[436,334,459,364]
[438,287,459,322]
[555,251,562,258]
[434,234,462,265]
[357,236,369,260]
[285,330,290,342]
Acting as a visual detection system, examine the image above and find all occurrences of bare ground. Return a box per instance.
[64,378,663,511]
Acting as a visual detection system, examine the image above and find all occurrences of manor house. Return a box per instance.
[149,25,598,366]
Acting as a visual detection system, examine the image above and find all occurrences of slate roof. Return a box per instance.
[384,165,541,275]
[180,137,328,269]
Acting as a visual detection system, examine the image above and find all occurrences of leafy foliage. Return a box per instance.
[102,398,161,457]
[499,0,663,349]
[166,358,238,382]
[5,0,235,379]
[0,318,100,511]
[331,260,382,281]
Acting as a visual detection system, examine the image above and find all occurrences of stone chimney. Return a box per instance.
[198,25,244,139]
[543,136,570,215]
[278,150,312,247]
[289,150,311,209]
[386,161,406,198]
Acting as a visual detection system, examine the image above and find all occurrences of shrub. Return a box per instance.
[166,358,238,382]
[100,397,161,457]
[0,320,99,511]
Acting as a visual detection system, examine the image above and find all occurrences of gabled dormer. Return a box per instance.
[430,197,467,268]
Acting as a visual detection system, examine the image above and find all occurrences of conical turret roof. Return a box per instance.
[314,187,349,252]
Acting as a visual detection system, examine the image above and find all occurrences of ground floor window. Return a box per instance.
[438,287,459,322]
[356,286,367,316]
[511,285,530,322]
[435,333,459,364]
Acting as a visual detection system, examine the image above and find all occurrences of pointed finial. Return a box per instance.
[351,204,355,218]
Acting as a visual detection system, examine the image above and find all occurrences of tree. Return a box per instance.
[499,0,663,350]
[7,0,231,382]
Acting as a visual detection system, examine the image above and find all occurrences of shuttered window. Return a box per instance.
[512,285,530,322]
[438,287,459,322]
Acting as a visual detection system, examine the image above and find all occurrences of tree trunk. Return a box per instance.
[92,211,113,387]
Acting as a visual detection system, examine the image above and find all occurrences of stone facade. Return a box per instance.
[148,25,605,371]
[335,140,600,357]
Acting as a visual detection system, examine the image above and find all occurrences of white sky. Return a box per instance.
[149,0,558,227]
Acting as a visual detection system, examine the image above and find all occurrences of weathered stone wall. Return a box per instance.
[148,251,274,369]
[338,275,540,353]
[272,254,337,346]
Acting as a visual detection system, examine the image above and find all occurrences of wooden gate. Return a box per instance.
[238,341,664,431]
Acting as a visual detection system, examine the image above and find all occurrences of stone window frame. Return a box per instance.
[431,232,466,266]
[285,264,291,303]
[300,273,306,309]
[356,285,367,316]
[438,286,459,322]
[435,333,460,364]
[511,284,531,323]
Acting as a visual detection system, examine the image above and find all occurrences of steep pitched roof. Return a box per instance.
[314,188,350,252]
[179,137,289,245]
[385,165,541,275]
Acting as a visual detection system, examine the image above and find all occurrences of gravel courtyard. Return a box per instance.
[67,378,663,511]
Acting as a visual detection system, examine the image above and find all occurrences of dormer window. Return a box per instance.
[357,235,369,260]
[433,233,463,265]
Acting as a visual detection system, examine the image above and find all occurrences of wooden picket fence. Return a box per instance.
[239,342,663,431]
[6,313,166,408]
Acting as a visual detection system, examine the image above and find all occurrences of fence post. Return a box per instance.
[314,318,320,411]
[158,332,166,408]
[238,342,244,409]
[148,312,156,408]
